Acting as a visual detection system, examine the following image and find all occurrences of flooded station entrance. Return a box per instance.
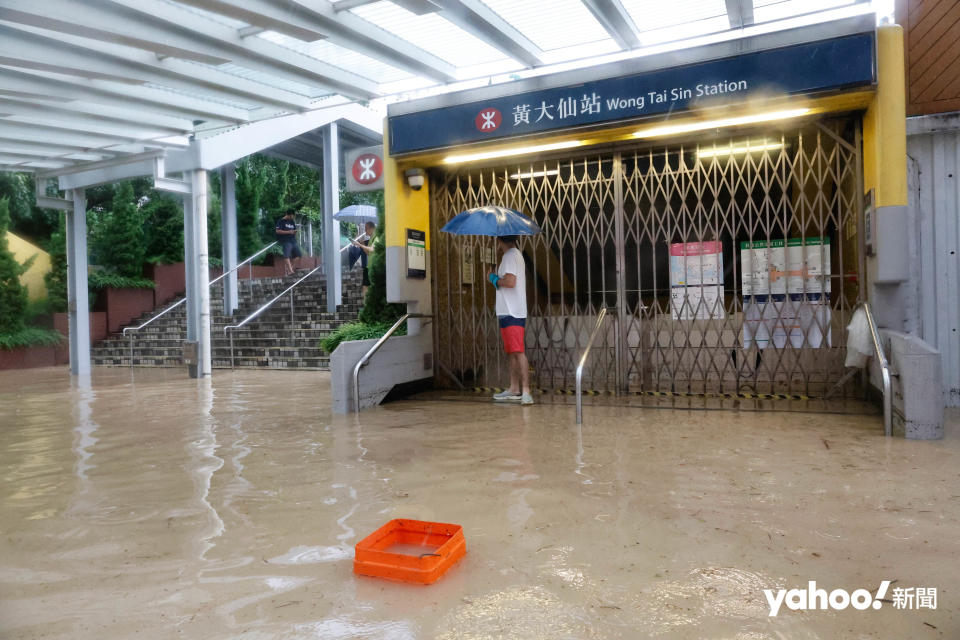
[431,117,864,399]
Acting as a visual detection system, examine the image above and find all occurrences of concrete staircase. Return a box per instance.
[90,270,365,370]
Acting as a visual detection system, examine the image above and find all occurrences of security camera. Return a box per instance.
[405,168,425,191]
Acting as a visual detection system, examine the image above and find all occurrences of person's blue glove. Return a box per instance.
[488,273,501,289]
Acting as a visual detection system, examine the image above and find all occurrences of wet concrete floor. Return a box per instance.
[1,366,958,639]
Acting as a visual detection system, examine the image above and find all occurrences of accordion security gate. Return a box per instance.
[431,118,863,398]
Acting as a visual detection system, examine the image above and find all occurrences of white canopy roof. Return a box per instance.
[0,0,889,177]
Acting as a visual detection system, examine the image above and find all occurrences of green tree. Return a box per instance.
[207,191,222,264]
[94,182,145,278]
[142,193,184,264]
[0,171,58,244]
[44,215,68,313]
[358,206,404,325]
[235,158,267,258]
[0,197,28,334]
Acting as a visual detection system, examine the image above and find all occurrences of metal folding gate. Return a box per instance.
[431,117,863,398]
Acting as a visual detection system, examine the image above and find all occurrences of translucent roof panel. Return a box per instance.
[141,82,260,111]
[479,0,613,52]
[162,0,247,29]
[256,31,414,85]
[349,1,508,68]
[620,0,729,32]
[754,0,859,24]
[216,63,331,99]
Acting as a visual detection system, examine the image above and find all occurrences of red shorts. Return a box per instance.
[498,316,526,354]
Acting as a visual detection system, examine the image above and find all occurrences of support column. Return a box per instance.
[65,188,90,375]
[305,220,314,257]
[192,170,212,378]
[220,163,238,316]
[322,123,341,313]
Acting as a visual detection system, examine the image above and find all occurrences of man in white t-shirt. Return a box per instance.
[487,235,532,405]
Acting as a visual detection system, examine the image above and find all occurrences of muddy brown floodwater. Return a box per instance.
[1,367,958,639]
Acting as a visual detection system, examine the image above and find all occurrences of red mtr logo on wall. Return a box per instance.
[352,153,383,185]
[475,108,501,132]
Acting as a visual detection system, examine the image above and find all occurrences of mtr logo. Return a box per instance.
[475,107,501,132]
[351,153,382,184]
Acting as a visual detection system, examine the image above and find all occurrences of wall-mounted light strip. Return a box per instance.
[509,169,560,179]
[633,108,812,139]
[443,140,583,165]
[697,141,785,158]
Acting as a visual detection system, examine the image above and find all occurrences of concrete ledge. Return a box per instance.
[870,330,943,439]
[330,331,432,413]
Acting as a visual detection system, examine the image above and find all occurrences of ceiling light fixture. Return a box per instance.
[696,141,785,158]
[509,169,560,179]
[443,140,583,164]
[632,108,812,139]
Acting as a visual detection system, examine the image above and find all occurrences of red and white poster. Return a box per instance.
[669,241,725,320]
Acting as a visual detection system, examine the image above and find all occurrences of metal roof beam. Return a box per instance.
[104,0,379,100]
[0,113,189,144]
[579,0,642,49]
[0,97,194,133]
[0,66,250,124]
[0,22,312,112]
[0,0,378,101]
[337,0,441,15]
[0,121,137,149]
[432,0,545,67]
[0,141,114,160]
[725,0,755,28]
[175,0,458,83]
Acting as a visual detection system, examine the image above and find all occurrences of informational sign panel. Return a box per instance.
[345,145,384,192]
[388,33,875,154]
[740,237,831,297]
[670,241,725,320]
[740,237,832,349]
[406,229,426,279]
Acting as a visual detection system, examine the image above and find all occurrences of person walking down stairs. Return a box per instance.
[275,210,302,276]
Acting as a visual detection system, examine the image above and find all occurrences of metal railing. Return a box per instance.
[340,232,369,253]
[575,307,615,424]
[860,302,892,437]
[353,313,431,413]
[122,243,278,366]
[223,262,324,368]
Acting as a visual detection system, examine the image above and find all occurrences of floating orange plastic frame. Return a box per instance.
[353,519,466,585]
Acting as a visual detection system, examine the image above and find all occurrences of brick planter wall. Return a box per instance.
[148,263,225,306]
[53,312,108,344]
[96,287,157,334]
[0,345,61,370]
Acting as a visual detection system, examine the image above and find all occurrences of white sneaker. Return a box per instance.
[520,392,534,405]
[493,389,521,402]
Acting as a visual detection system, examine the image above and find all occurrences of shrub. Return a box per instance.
[320,321,406,354]
[0,326,63,350]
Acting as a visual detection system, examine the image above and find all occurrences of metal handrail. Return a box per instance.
[860,302,892,437]
[340,232,369,253]
[352,313,432,413]
[576,307,615,424]
[122,242,277,366]
[223,262,324,368]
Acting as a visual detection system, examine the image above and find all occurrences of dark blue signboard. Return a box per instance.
[389,32,875,155]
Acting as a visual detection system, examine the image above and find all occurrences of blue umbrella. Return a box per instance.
[440,205,540,236]
[333,204,378,225]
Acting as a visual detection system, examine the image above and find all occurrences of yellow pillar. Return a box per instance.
[862,24,907,207]
[382,120,432,309]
